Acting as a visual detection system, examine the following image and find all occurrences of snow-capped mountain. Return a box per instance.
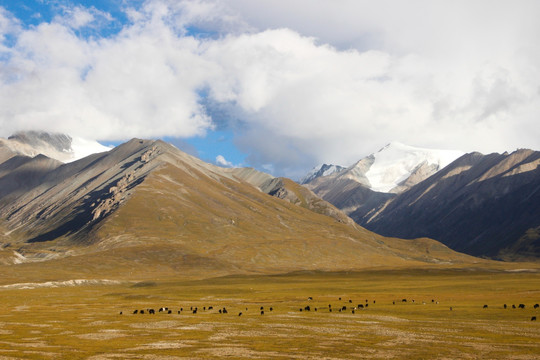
[299,164,346,184]
[356,142,464,193]
[1,131,111,163]
[303,142,464,194]
[302,142,464,219]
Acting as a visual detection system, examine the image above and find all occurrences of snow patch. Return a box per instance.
[365,142,464,192]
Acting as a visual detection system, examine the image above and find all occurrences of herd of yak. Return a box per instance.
[121,298,539,321]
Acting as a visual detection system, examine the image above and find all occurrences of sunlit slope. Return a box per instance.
[94,161,481,275]
[0,138,486,281]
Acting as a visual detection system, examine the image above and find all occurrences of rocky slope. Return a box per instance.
[357,149,540,259]
[0,138,479,279]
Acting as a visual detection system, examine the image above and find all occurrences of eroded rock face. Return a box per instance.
[141,146,158,163]
[91,146,163,221]
[92,172,136,221]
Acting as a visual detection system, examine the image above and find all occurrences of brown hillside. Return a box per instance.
[0,139,485,281]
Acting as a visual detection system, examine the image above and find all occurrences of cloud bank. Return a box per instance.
[1,0,539,177]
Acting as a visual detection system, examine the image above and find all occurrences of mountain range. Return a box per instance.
[0,133,479,282]
[1,130,538,283]
[301,144,540,260]
[358,149,540,259]
[302,142,464,217]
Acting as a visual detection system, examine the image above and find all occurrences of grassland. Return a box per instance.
[1,269,539,359]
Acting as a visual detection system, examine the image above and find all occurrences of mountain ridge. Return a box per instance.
[0,137,480,278]
[355,149,540,258]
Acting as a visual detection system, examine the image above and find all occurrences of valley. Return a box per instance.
[0,269,539,359]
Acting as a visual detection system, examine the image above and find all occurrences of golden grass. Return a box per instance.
[1,269,539,359]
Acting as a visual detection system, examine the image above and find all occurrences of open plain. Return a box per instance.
[1,267,539,359]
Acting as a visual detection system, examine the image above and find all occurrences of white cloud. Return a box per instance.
[200,26,540,175]
[57,6,96,29]
[0,2,216,141]
[201,0,540,174]
[0,7,20,45]
[215,154,233,167]
[0,0,539,178]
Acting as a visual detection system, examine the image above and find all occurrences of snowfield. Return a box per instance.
[365,142,464,192]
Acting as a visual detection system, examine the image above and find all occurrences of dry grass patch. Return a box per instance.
[0,269,539,359]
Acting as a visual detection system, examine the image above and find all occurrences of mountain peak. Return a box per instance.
[2,130,111,163]
[376,141,408,153]
[299,163,346,184]
[8,131,72,153]
[365,143,464,193]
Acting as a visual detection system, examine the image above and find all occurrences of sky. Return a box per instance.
[0,0,539,179]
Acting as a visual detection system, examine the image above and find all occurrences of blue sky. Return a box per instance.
[1,0,131,34]
[1,0,539,179]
